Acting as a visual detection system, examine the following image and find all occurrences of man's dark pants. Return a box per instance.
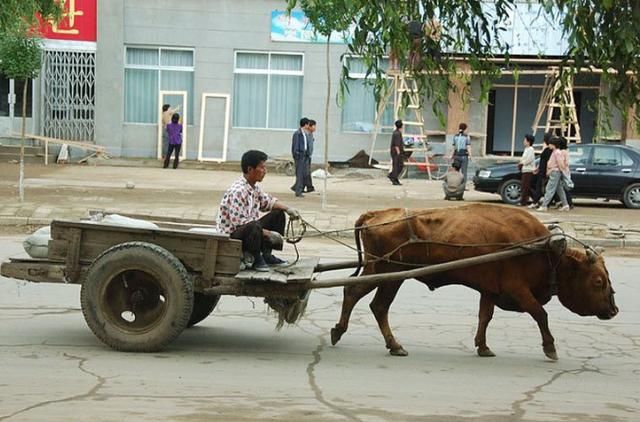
[293,156,307,196]
[229,210,285,259]
[303,155,314,191]
[389,153,404,181]
[454,152,469,183]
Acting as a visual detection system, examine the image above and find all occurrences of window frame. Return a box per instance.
[123,46,195,125]
[232,50,305,130]
[341,55,392,134]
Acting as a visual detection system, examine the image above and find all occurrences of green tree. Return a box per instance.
[287,0,640,129]
[286,0,354,207]
[0,0,61,201]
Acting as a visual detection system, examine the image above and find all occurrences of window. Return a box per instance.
[592,147,624,167]
[233,51,303,129]
[342,56,393,132]
[568,146,589,166]
[124,47,194,124]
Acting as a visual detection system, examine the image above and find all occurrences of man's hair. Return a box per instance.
[543,132,552,145]
[162,104,170,112]
[549,137,561,147]
[451,161,461,171]
[524,134,535,145]
[458,122,467,132]
[300,117,310,127]
[309,119,316,126]
[395,119,403,129]
[171,113,180,124]
[241,150,268,174]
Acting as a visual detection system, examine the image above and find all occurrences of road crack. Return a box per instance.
[0,353,106,421]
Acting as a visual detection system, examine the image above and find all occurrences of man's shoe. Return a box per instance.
[264,254,288,266]
[306,187,315,193]
[536,206,548,212]
[392,180,402,186]
[290,185,296,192]
[295,193,304,197]
[252,255,270,272]
[387,174,394,184]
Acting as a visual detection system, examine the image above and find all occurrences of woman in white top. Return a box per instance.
[518,134,536,206]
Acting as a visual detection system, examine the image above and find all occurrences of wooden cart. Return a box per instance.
[0,215,566,352]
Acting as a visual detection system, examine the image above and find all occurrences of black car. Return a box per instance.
[473,144,640,208]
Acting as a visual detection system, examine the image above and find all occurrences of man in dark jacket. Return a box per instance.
[291,117,310,197]
[530,132,552,207]
[388,120,404,185]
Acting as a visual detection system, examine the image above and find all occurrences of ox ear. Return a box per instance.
[585,248,598,264]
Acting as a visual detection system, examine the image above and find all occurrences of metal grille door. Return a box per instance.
[41,50,96,141]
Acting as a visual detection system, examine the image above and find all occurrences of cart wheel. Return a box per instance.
[80,241,194,352]
[187,292,220,328]
[284,161,295,177]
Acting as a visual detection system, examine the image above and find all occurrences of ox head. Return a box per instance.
[557,247,618,320]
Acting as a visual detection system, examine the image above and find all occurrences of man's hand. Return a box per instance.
[267,231,284,248]
[286,207,301,220]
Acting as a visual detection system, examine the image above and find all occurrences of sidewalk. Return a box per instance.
[1,161,639,248]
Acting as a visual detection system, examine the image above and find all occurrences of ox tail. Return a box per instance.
[350,215,366,277]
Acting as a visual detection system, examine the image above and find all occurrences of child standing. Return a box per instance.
[163,113,182,169]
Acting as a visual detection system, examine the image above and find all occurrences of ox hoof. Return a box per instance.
[330,327,343,346]
[389,347,409,357]
[477,347,496,357]
[544,349,559,361]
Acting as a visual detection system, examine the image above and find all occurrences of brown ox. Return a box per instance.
[331,204,618,360]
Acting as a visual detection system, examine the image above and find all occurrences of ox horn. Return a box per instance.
[594,246,606,254]
[586,248,598,264]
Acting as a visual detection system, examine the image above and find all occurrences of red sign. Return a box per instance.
[39,0,97,42]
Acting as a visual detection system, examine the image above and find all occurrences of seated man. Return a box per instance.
[217,150,300,272]
[442,160,465,200]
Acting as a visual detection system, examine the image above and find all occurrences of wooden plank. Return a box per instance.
[47,239,240,275]
[234,258,319,284]
[236,270,288,284]
[0,261,70,283]
[305,236,566,290]
[202,239,218,280]
[65,228,82,282]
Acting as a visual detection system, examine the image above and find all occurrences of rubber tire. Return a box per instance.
[622,183,640,209]
[187,293,220,328]
[80,241,194,352]
[500,179,522,205]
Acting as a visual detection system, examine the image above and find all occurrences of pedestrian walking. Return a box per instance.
[388,120,404,185]
[557,136,574,209]
[529,132,552,208]
[303,119,316,193]
[537,138,570,212]
[291,117,310,197]
[452,123,471,184]
[518,134,536,206]
[163,113,182,169]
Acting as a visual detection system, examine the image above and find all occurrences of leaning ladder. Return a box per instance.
[531,69,582,143]
[369,70,434,178]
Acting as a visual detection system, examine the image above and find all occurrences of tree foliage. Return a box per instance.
[0,0,61,34]
[286,0,640,126]
[0,33,43,81]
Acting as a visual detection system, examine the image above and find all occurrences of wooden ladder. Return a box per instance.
[369,70,434,178]
[531,69,582,143]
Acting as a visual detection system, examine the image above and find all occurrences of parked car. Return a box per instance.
[473,144,640,208]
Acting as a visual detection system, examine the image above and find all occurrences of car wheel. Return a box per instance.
[622,183,640,209]
[500,179,522,205]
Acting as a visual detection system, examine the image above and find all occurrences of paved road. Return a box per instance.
[1,236,638,421]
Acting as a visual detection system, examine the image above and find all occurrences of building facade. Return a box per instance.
[2,0,637,163]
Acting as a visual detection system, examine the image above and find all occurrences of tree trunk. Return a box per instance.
[322,35,331,209]
[19,80,28,202]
